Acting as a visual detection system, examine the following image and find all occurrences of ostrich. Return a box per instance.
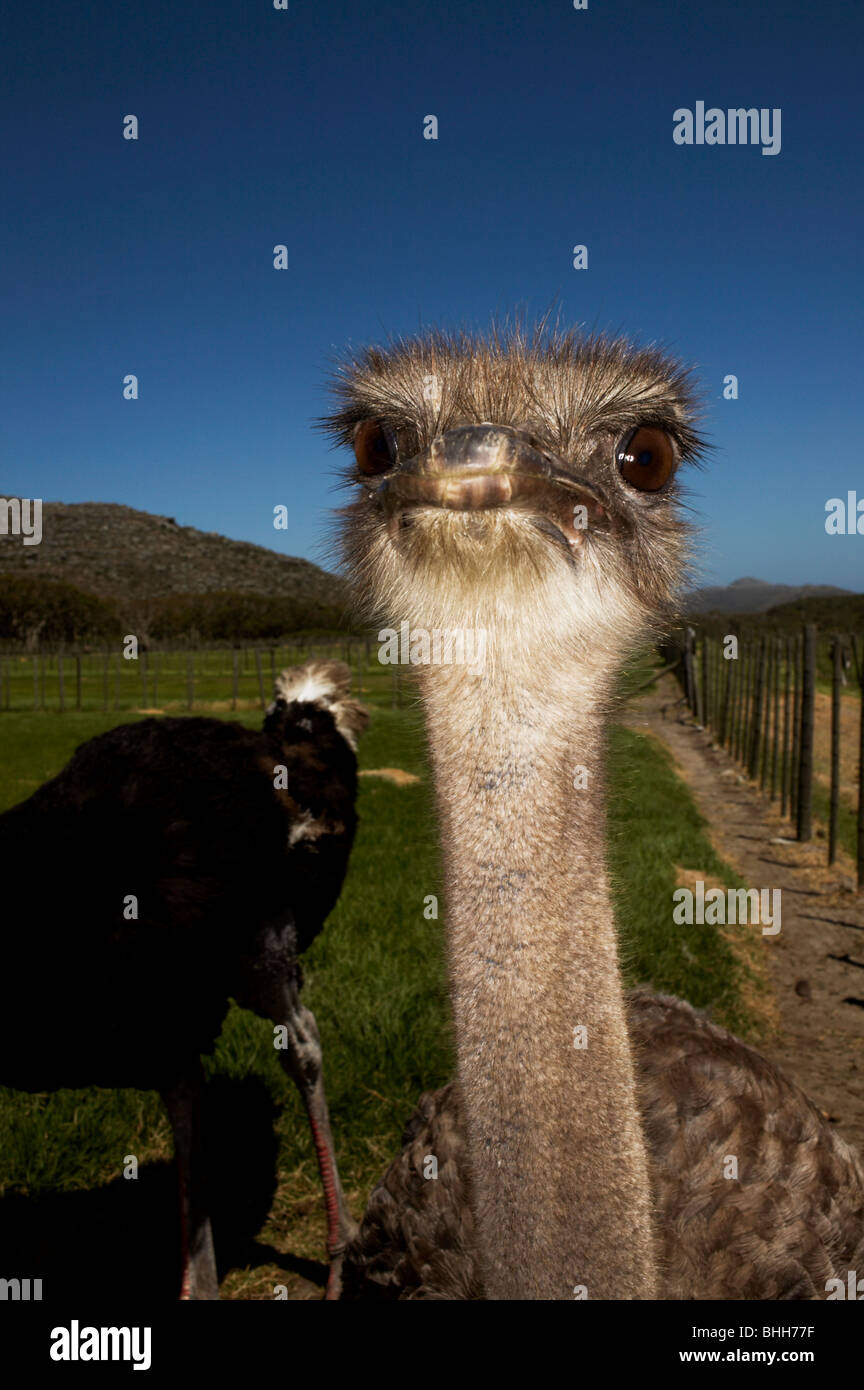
[0,660,366,1299]
[321,325,864,1300]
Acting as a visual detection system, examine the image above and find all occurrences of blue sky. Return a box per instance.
[2,0,862,588]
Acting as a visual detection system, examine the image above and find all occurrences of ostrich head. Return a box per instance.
[323,324,704,670]
[267,660,368,751]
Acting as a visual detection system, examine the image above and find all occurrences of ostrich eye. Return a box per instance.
[353,419,397,476]
[615,427,676,492]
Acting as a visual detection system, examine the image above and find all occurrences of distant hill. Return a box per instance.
[689,593,864,649]
[0,500,345,609]
[685,577,855,616]
[728,592,864,635]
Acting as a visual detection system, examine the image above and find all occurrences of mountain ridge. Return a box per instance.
[0,499,345,609]
[685,578,856,615]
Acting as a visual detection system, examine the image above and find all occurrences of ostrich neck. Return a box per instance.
[419,657,657,1300]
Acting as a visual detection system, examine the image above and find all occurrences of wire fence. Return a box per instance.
[675,624,864,890]
[0,638,409,715]
[6,626,862,888]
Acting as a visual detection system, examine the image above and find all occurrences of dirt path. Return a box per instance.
[627,677,864,1153]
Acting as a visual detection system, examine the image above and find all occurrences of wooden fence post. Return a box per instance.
[781,636,792,818]
[748,639,767,779]
[708,636,716,733]
[720,641,733,746]
[797,625,816,842]
[828,636,842,865]
[733,641,744,751]
[853,635,864,891]
[700,632,708,727]
[76,655,82,710]
[732,641,744,754]
[231,649,239,711]
[254,649,266,708]
[737,642,751,764]
[770,637,780,800]
[759,639,772,790]
[790,633,802,820]
[761,638,774,791]
[682,627,697,716]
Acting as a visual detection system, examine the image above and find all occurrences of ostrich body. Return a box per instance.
[0,660,366,1299]
[344,992,864,1299]
[323,326,864,1300]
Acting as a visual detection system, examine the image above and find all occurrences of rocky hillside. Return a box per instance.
[0,500,345,608]
[685,576,854,615]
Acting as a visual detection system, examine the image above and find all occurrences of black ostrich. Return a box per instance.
[0,660,367,1299]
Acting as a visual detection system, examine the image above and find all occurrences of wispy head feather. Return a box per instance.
[270,660,368,751]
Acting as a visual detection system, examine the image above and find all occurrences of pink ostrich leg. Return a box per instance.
[280,991,358,1300]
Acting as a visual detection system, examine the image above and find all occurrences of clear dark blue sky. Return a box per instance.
[2,1,861,588]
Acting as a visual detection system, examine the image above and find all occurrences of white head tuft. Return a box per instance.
[268,659,368,751]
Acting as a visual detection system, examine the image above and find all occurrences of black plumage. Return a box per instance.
[1,660,366,1297]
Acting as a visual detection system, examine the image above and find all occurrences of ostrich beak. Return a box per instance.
[375,424,610,550]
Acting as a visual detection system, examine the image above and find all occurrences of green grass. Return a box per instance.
[0,691,764,1284]
[608,727,757,1039]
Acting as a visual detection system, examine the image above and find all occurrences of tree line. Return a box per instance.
[0,575,349,649]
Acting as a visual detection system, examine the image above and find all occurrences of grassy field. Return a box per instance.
[0,641,400,715]
[0,670,762,1298]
